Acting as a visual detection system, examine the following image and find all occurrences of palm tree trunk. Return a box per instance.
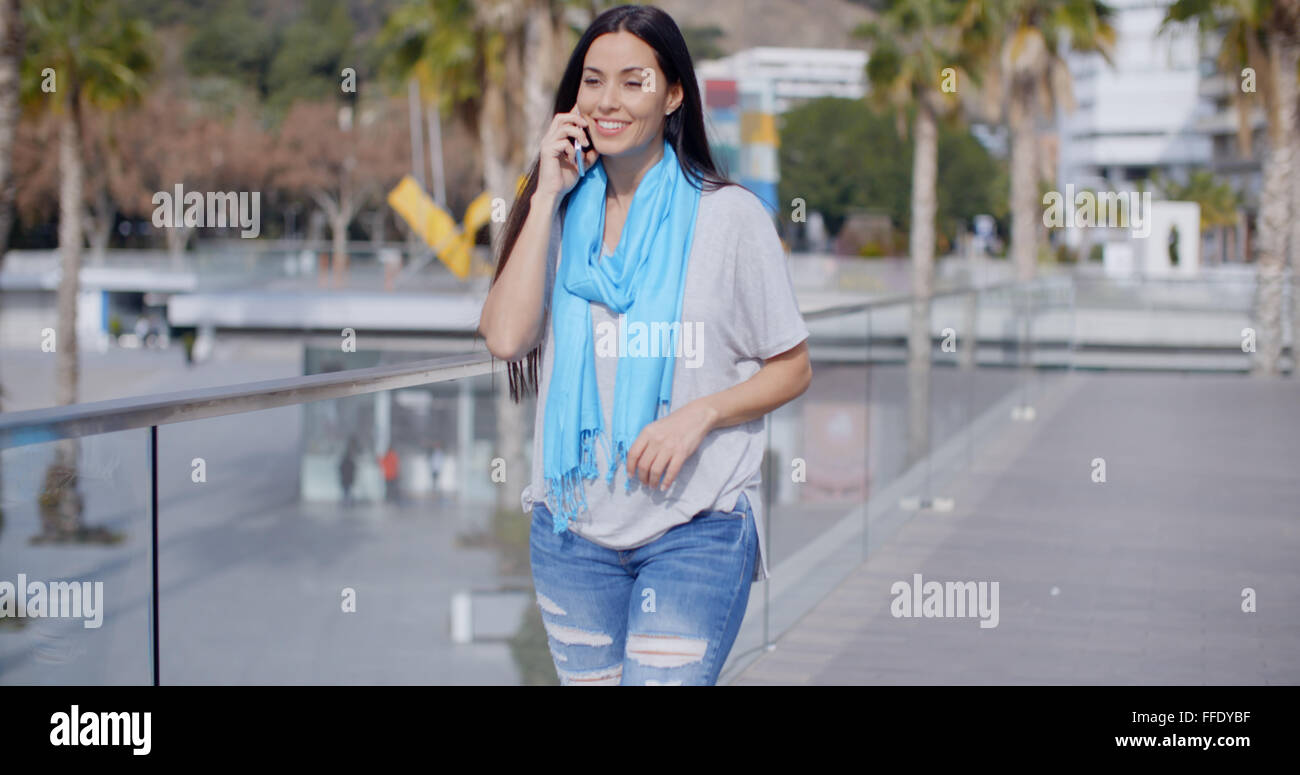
[523,2,558,145]
[907,100,938,467]
[1254,39,1297,376]
[165,224,192,266]
[84,184,114,265]
[1009,81,1038,283]
[0,0,25,533]
[478,76,511,258]
[47,92,87,539]
[486,2,555,521]
[1290,109,1300,367]
[0,0,18,257]
[477,4,529,521]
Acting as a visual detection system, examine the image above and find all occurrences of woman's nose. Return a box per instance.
[598,82,621,113]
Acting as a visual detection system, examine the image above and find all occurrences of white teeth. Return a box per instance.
[598,121,627,130]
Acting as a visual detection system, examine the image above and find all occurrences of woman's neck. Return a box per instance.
[603,136,665,210]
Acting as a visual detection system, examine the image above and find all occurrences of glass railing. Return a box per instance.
[1,275,1090,685]
[0,243,496,295]
[1068,268,1284,373]
[716,276,1076,682]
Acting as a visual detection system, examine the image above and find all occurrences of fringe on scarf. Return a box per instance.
[604,398,671,493]
[545,426,600,534]
[547,398,674,529]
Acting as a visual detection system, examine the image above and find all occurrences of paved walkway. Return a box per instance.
[733,371,1300,685]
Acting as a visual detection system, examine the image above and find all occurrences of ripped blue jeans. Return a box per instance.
[529,491,759,685]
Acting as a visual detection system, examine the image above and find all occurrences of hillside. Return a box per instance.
[652,0,877,55]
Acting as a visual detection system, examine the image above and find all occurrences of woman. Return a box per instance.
[478,4,811,686]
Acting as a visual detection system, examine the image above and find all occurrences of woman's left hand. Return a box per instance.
[625,399,718,491]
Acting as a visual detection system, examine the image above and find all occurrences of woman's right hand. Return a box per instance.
[536,103,597,200]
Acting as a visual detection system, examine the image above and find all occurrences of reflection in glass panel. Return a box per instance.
[0,430,151,685]
[157,371,549,684]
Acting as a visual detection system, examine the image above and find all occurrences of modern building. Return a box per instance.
[1053,0,1222,261]
[1055,0,1211,191]
[695,47,869,216]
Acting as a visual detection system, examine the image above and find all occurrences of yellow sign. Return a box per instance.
[386,175,530,279]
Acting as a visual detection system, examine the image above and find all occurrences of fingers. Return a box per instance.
[550,109,589,138]
[559,124,587,147]
[645,448,673,491]
[625,436,644,480]
[543,110,590,157]
[659,456,683,491]
[550,137,579,169]
[628,437,671,490]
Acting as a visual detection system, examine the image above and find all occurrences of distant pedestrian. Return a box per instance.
[429,443,446,501]
[379,446,401,504]
[340,438,358,507]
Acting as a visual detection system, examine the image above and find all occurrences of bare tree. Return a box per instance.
[274,99,410,287]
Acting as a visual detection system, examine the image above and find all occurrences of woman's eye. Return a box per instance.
[583,78,599,85]
[626,82,641,88]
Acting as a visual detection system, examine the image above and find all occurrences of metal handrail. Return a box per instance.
[0,350,499,450]
[0,278,1070,449]
[800,279,1032,321]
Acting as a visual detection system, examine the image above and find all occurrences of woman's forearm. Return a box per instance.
[478,191,560,361]
[691,342,812,432]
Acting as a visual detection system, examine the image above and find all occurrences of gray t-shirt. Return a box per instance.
[520,182,809,583]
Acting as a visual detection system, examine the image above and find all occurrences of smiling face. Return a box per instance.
[578,30,683,161]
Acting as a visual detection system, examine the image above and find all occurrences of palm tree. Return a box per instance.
[992,0,1116,283]
[0,0,19,255]
[20,0,152,542]
[855,0,999,467]
[1165,0,1300,375]
[0,0,23,535]
[379,0,590,522]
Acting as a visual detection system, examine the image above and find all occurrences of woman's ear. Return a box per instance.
[666,83,684,115]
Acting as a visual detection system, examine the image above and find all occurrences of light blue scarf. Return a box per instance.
[543,139,701,534]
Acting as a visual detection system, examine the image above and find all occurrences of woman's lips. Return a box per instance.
[593,119,630,137]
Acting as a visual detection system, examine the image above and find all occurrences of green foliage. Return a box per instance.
[777,97,1006,245]
[174,0,393,118]
[182,0,275,98]
[681,24,727,61]
[376,0,483,113]
[21,0,156,111]
[266,0,358,114]
[1149,169,1243,231]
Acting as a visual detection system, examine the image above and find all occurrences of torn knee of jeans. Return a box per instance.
[536,591,566,616]
[625,633,708,669]
[557,664,622,685]
[543,620,614,647]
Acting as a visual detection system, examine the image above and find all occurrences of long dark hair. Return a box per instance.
[488,3,738,403]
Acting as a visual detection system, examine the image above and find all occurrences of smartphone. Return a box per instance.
[574,125,593,177]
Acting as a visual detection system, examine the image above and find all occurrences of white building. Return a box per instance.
[1056,0,1210,191]
[1054,0,1214,258]
[695,47,867,114]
